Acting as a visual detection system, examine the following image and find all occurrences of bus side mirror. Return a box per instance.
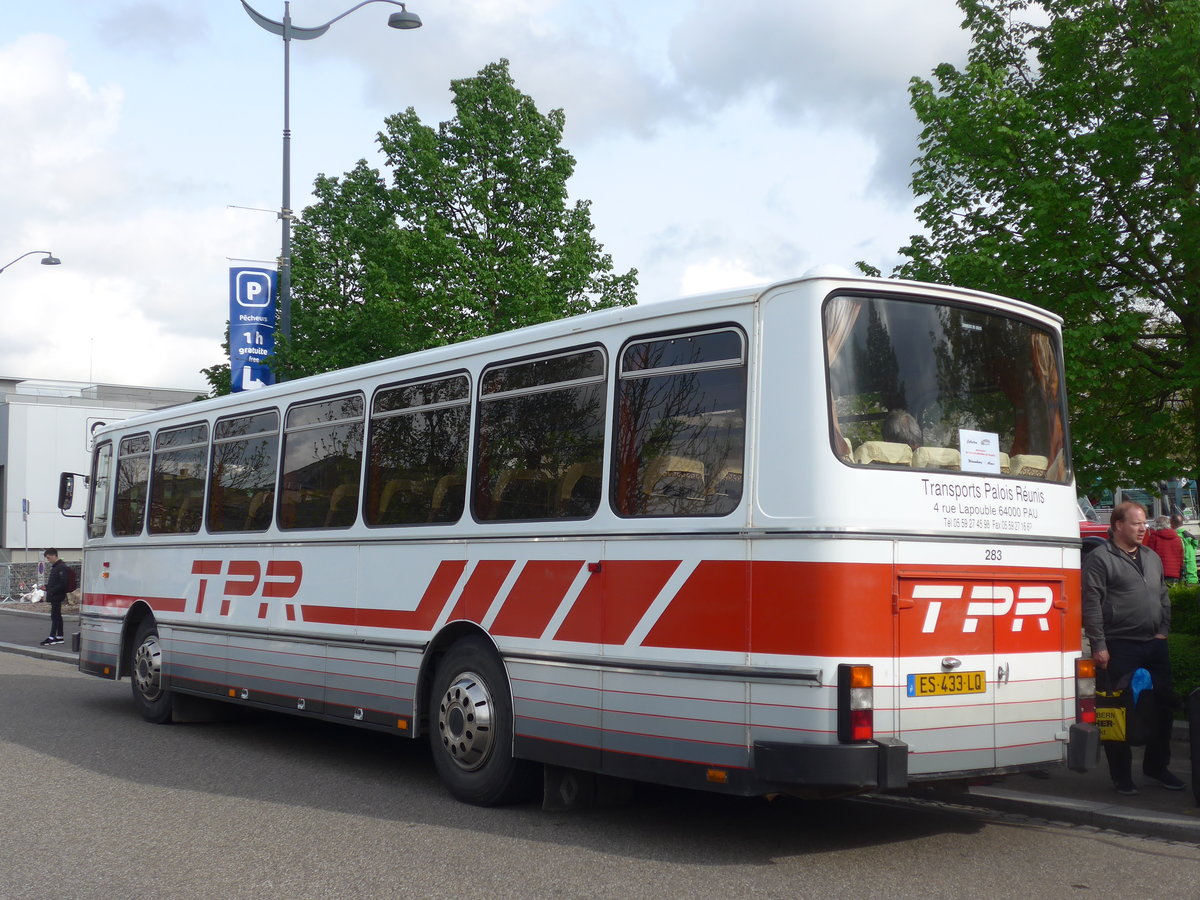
[58,473,75,510]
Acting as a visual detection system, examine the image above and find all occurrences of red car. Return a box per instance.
[1079,500,1108,556]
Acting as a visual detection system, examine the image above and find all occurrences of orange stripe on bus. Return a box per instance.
[490,561,585,638]
[304,559,468,629]
[555,560,681,644]
[446,560,516,623]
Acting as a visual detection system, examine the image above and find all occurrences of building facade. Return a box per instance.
[0,377,198,566]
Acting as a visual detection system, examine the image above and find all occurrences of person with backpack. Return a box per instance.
[39,548,71,646]
[1144,515,1184,583]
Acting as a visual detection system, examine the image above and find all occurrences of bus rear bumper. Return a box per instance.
[1066,721,1101,772]
[753,737,908,793]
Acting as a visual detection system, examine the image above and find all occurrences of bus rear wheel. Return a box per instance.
[429,637,535,806]
[130,618,174,724]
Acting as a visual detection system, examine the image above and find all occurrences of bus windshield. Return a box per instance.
[826,293,1067,483]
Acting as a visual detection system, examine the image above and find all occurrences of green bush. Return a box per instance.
[1170,584,1200,704]
[1170,583,1200,634]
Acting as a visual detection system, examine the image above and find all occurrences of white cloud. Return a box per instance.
[1,1,972,391]
[678,259,769,297]
[669,0,970,197]
[0,35,125,219]
[0,34,270,390]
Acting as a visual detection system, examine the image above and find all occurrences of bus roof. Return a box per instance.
[101,272,1062,438]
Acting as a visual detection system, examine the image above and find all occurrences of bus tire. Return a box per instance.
[130,618,174,724]
[429,637,535,806]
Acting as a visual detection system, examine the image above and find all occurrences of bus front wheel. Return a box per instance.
[130,618,174,724]
[429,637,535,806]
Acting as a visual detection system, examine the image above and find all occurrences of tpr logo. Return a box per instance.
[235,269,274,308]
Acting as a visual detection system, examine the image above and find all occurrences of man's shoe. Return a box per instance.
[38,637,54,646]
[49,637,64,645]
[1145,770,1185,790]
[1114,779,1139,795]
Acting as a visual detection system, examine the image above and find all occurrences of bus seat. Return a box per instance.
[208,488,251,531]
[1045,449,1066,482]
[642,456,705,514]
[705,463,743,514]
[1008,454,1048,477]
[175,491,204,533]
[429,474,466,521]
[495,468,553,519]
[244,491,273,530]
[853,441,913,466]
[325,482,359,527]
[999,452,1011,473]
[558,461,602,516]
[912,446,960,470]
[379,477,431,523]
[840,438,853,463]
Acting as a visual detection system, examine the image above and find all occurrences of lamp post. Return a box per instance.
[0,250,61,275]
[240,0,422,367]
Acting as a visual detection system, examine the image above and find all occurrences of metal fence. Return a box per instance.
[0,562,81,603]
[0,562,43,602]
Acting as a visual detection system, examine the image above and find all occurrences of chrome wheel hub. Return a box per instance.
[132,634,163,701]
[437,671,494,771]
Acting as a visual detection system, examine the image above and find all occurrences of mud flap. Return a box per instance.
[542,765,633,811]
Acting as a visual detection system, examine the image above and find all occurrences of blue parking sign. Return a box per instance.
[229,267,277,391]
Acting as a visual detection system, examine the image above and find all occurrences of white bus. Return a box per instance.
[64,272,1097,806]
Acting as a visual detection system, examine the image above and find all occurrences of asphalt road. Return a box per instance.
[2,650,1200,899]
[0,604,73,650]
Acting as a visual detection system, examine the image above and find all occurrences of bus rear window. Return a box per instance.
[825,295,1067,482]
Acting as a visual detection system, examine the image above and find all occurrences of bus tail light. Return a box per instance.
[838,664,873,742]
[1075,657,1096,724]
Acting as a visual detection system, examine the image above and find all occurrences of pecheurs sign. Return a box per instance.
[229,266,278,392]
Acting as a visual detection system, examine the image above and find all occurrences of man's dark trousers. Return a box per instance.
[1102,636,1174,781]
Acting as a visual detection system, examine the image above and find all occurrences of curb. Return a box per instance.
[959,783,1200,843]
[0,640,77,665]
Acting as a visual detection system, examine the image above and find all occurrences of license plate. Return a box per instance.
[906,670,987,697]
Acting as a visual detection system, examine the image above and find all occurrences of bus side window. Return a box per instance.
[612,328,747,518]
[474,349,607,523]
[279,394,364,530]
[113,433,150,536]
[148,424,208,536]
[208,410,280,533]
[88,440,114,539]
[365,375,470,526]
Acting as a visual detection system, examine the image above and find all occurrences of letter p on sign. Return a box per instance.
[236,270,273,308]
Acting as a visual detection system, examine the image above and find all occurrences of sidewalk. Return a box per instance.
[2,600,1198,841]
[921,729,1200,843]
[0,601,80,664]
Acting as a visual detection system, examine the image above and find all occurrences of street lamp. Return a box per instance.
[240,0,423,367]
[0,250,61,275]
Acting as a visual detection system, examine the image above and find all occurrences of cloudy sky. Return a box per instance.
[1,0,971,391]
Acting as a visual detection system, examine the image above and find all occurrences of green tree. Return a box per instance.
[893,0,1200,490]
[205,59,636,391]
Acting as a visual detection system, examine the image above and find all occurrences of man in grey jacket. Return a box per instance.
[1082,501,1184,794]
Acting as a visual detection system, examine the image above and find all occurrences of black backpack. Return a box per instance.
[65,564,77,593]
